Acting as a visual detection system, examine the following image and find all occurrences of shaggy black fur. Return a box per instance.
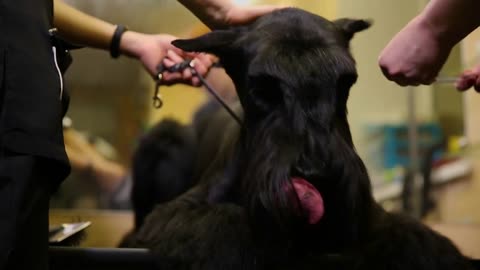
[123,8,475,270]
[130,119,197,229]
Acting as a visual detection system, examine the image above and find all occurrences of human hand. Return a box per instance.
[162,50,215,86]
[119,31,214,86]
[120,32,180,76]
[456,64,480,92]
[378,15,454,86]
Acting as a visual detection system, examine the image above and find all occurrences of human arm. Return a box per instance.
[378,0,480,86]
[177,0,282,29]
[53,0,212,85]
[64,128,127,193]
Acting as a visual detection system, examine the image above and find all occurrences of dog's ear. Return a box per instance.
[172,29,240,55]
[334,18,372,40]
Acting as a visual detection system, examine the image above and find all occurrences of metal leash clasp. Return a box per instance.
[153,65,165,109]
[153,73,164,109]
[152,60,193,109]
[151,58,242,126]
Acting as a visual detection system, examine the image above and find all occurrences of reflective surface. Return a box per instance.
[51,1,479,234]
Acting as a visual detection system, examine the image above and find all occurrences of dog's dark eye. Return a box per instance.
[247,74,283,112]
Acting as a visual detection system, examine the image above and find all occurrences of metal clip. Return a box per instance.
[153,72,163,109]
[151,59,195,109]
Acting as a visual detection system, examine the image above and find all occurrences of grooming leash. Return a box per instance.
[153,59,243,126]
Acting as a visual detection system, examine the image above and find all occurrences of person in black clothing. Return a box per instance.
[0,0,278,269]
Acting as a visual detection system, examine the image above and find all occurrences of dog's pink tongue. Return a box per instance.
[291,177,324,224]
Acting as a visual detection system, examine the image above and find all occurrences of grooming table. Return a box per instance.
[48,211,480,269]
[48,246,480,270]
[473,260,480,269]
[49,247,155,270]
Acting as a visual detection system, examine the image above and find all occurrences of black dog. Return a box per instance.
[124,8,474,270]
[129,119,197,229]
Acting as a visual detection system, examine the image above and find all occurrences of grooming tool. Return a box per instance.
[434,77,458,84]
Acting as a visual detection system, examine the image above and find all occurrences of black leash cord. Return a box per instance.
[155,60,243,126]
[188,62,243,126]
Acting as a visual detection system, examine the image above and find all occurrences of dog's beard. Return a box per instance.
[235,101,375,250]
[237,109,330,231]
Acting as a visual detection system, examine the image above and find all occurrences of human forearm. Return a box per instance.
[52,0,221,83]
[53,0,157,60]
[53,0,116,50]
[418,0,480,46]
[178,0,281,29]
[378,0,480,86]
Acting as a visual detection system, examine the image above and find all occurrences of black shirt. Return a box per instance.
[0,0,71,183]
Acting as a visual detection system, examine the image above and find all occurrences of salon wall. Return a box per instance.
[258,0,336,19]
[461,29,480,144]
[432,46,464,138]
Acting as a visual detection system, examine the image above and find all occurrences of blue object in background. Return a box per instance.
[367,123,443,169]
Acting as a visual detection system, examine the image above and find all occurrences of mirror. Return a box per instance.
[51,0,205,209]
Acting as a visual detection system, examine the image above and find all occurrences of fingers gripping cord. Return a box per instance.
[154,60,243,126]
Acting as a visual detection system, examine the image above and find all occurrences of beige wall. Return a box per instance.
[251,0,336,18]
[432,45,464,138]
[461,29,480,144]
[147,83,209,125]
[277,0,337,19]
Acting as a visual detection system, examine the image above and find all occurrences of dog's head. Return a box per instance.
[174,8,373,244]
[174,8,369,119]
